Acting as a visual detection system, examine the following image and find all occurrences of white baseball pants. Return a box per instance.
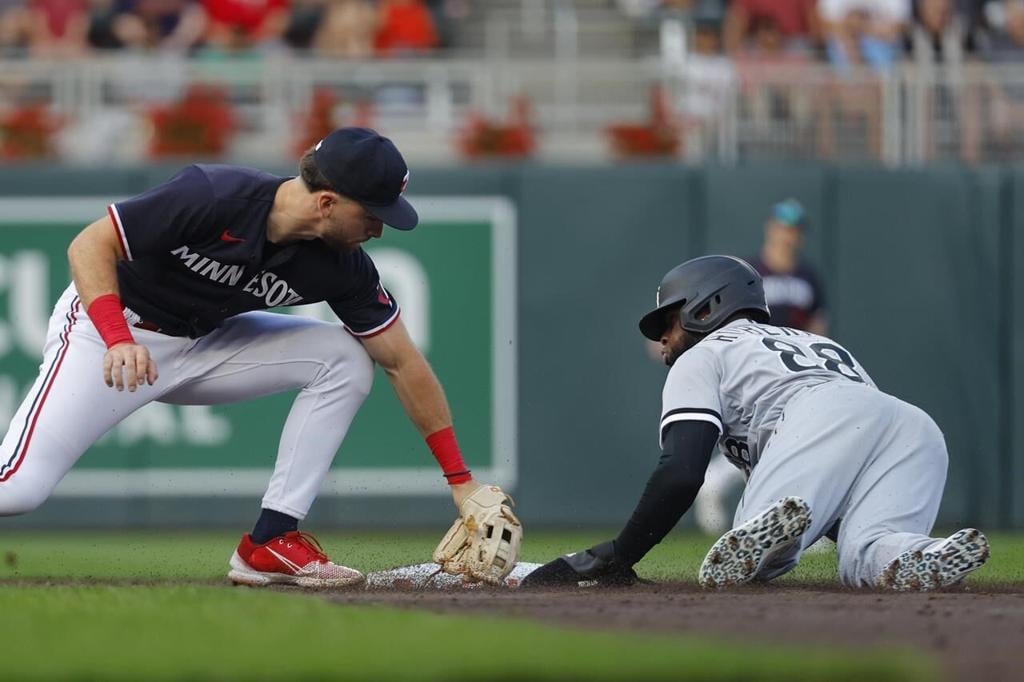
[733,382,949,587]
[0,284,375,519]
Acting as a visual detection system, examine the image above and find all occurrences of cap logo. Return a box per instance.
[656,287,661,307]
[400,170,410,194]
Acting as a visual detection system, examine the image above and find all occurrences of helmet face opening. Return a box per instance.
[639,255,771,340]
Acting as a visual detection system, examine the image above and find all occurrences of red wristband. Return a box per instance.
[426,426,472,485]
[87,294,135,349]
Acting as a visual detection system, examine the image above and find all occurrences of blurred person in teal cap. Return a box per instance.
[750,198,827,335]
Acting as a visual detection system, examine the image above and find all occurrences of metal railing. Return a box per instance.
[1,55,1022,165]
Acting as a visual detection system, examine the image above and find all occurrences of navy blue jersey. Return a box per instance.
[749,256,825,331]
[109,164,399,338]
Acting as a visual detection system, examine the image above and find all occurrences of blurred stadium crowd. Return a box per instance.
[0,0,1023,164]
[645,0,1024,163]
[636,0,1023,69]
[0,0,456,58]
[0,0,1020,64]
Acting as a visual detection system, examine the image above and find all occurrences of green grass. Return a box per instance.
[2,529,1018,681]
[1,529,1021,585]
[0,586,931,682]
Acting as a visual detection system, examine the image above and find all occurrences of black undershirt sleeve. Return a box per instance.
[613,420,720,565]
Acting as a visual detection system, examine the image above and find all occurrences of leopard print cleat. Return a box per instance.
[698,496,812,589]
[878,528,990,592]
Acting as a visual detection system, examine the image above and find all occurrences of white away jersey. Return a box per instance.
[660,320,876,474]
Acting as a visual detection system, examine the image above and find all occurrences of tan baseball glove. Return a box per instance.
[433,485,523,585]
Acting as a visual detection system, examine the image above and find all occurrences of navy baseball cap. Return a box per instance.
[313,127,418,230]
[771,198,807,228]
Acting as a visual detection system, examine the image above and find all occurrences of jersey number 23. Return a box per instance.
[762,338,865,383]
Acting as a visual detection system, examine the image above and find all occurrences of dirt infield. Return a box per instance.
[329,584,1024,682]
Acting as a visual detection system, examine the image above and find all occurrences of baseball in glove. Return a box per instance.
[433,485,522,585]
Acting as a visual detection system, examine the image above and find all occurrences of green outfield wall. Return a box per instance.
[0,163,1020,530]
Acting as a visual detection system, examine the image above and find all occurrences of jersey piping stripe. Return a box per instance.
[659,410,723,448]
[661,407,723,423]
[107,204,133,261]
[348,304,401,338]
[0,296,80,482]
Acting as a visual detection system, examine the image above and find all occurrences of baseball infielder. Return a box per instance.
[0,127,520,588]
[523,255,989,590]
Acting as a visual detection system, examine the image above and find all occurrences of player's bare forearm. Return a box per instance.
[359,319,452,436]
[69,216,157,390]
[68,216,125,307]
[361,320,484,504]
[384,355,452,435]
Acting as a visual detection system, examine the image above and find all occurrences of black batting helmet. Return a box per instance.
[639,255,770,340]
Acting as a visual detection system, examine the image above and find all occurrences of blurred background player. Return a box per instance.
[751,198,827,335]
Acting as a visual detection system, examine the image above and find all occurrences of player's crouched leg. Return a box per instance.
[308,325,376,402]
[253,321,377,524]
[0,431,68,517]
[0,479,51,516]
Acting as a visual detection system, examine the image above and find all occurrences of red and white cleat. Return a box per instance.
[228,531,365,589]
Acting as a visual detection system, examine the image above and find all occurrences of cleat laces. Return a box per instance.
[291,531,329,565]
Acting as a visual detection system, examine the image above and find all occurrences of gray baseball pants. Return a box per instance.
[733,382,949,586]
